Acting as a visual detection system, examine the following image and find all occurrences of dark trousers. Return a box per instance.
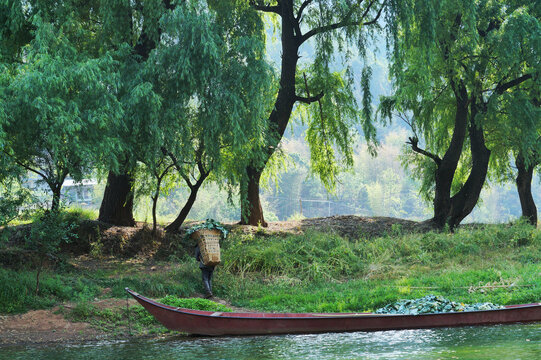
[201,266,214,296]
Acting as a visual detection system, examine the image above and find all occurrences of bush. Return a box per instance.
[25,209,78,294]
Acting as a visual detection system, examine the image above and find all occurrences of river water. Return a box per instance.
[2,323,540,360]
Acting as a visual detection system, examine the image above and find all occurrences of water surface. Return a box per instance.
[2,323,540,360]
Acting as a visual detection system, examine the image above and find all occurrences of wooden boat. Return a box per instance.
[126,288,541,336]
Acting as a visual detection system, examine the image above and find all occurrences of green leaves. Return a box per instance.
[25,208,78,257]
[296,60,361,191]
[375,294,504,314]
[185,218,229,239]
[1,9,122,205]
[146,0,274,190]
[387,0,540,201]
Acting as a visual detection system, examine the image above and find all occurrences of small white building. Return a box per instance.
[23,177,98,207]
[62,178,98,206]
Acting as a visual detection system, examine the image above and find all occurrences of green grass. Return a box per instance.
[7,206,98,226]
[62,207,99,222]
[63,301,167,336]
[160,295,233,312]
[0,268,101,313]
[1,220,540,322]
[62,295,231,336]
[222,230,366,280]
[0,262,202,314]
[218,220,541,312]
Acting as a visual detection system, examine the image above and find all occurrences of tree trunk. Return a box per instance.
[35,257,43,295]
[515,153,537,226]
[151,173,163,233]
[165,182,204,232]
[432,83,469,228]
[98,170,136,226]
[446,105,491,229]
[240,166,267,226]
[152,194,158,233]
[51,185,62,212]
[241,2,299,226]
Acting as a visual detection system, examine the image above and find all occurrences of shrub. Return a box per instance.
[25,209,78,294]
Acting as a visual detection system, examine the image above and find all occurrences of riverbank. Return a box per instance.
[0,296,240,345]
[1,216,540,346]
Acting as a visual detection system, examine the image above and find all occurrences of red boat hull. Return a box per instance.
[126,288,541,336]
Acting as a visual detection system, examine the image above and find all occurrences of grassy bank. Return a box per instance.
[1,219,540,336]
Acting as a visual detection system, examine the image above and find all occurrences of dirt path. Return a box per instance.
[0,308,101,346]
[0,296,253,346]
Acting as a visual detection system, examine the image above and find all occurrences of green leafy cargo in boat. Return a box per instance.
[376,295,504,315]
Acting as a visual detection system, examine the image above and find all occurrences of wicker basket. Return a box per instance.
[192,229,222,266]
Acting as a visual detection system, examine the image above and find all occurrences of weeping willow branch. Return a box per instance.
[302,72,334,166]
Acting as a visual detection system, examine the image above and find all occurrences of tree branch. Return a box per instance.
[157,163,175,182]
[2,150,49,182]
[296,0,314,20]
[196,159,210,185]
[180,172,194,190]
[161,147,195,189]
[300,0,384,44]
[494,73,533,94]
[296,92,324,104]
[478,19,501,38]
[250,1,281,14]
[360,0,385,26]
[406,136,442,165]
[162,0,175,10]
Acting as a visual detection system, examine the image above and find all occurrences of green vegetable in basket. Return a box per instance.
[185,219,228,240]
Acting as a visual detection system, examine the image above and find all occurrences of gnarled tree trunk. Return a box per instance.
[431,84,469,228]
[446,107,491,229]
[164,181,204,232]
[515,153,538,226]
[412,88,491,230]
[98,170,135,226]
[241,166,267,227]
[50,184,62,212]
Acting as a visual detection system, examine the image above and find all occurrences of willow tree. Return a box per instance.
[382,0,540,229]
[489,85,541,226]
[242,0,389,226]
[513,142,540,226]
[95,0,177,226]
[91,0,272,230]
[148,0,274,232]
[0,3,121,211]
[86,0,273,228]
[0,0,145,220]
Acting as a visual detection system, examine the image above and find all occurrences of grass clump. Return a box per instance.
[65,301,166,335]
[64,295,232,336]
[160,295,232,312]
[0,268,101,313]
[222,231,364,280]
[61,207,98,222]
